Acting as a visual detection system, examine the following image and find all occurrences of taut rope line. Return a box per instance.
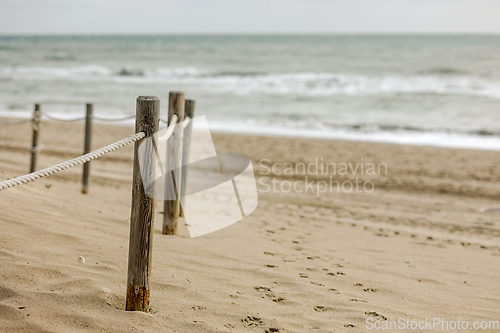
[0,118,32,125]
[0,112,185,191]
[0,132,145,191]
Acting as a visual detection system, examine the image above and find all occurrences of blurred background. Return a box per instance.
[1,0,500,150]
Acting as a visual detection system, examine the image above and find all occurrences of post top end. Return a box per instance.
[137,96,160,101]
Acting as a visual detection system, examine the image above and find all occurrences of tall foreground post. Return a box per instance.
[162,92,184,235]
[82,103,93,194]
[179,100,195,217]
[126,96,160,311]
[30,104,41,173]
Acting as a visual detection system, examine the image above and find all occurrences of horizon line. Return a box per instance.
[1,32,500,37]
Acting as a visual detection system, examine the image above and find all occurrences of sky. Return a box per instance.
[0,0,499,34]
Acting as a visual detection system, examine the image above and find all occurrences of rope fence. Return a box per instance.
[0,111,137,125]
[0,132,146,191]
[0,118,32,125]
[0,111,186,126]
[41,112,87,122]
[0,94,196,313]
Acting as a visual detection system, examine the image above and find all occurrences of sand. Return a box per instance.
[1,119,500,332]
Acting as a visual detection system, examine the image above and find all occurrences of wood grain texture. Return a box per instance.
[179,99,195,217]
[126,96,160,311]
[162,92,185,235]
[81,104,93,194]
[29,104,41,173]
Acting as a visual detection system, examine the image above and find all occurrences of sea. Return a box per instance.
[0,34,499,150]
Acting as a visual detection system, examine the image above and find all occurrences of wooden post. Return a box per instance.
[30,104,41,173]
[179,100,195,217]
[126,96,160,311]
[82,103,93,194]
[162,92,184,235]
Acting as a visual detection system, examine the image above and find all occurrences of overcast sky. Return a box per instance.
[1,0,499,34]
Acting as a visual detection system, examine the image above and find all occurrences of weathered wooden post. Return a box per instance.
[82,103,93,194]
[179,99,195,217]
[162,92,184,235]
[126,96,160,311]
[30,104,41,173]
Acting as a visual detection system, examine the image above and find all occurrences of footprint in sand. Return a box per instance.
[314,305,334,312]
[190,305,207,310]
[365,311,388,321]
[241,316,264,327]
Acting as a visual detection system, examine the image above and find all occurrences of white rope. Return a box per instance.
[158,114,178,141]
[93,115,136,122]
[2,112,138,124]
[42,112,86,122]
[0,118,32,125]
[159,115,191,128]
[0,132,146,191]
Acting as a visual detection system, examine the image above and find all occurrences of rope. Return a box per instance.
[42,112,86,122]
[0,118,32,125]
[159,114,178,141]
[0,132,146,191]
[92,115,136,122]
[29,145,41,153]
[160,115,191,128]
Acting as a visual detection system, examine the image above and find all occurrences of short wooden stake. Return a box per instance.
[179,99,195,217]
[82,103,93,194]
[30,104,41,173]
[162,92,185,235]
[126,96,160,311]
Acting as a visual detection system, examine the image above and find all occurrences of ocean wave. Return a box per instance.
[325,123,500,137]
[45,52,75,61]
[2,65,500,99]
[0,65,112,78]
[206,120,500,151]
[118,68,144,76]
[418,67,469,76]
[1,105,498,150]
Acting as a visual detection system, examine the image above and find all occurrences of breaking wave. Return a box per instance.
[2,65,500,99]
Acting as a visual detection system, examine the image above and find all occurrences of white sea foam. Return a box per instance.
[0,106,497,151]
[2,65,500,99]
[0,65,112,79]
[205,121,500,151]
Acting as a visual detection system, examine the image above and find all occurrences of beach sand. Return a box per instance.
[1,120,500,332]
